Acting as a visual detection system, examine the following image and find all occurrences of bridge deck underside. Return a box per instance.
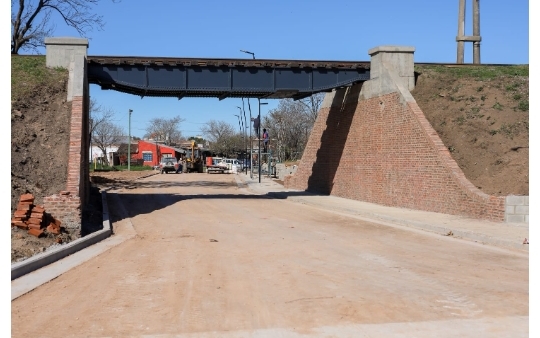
[87,57,370,100]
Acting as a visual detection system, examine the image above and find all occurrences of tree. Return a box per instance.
[201,120,241,157]
[144,116,184,146]
[263,93,325,161]
[92,120,123,165]
[89,97,118,163]
[11,0,118,54]
[89,97,114,142]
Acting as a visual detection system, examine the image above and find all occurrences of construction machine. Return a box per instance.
[181,140,204,173]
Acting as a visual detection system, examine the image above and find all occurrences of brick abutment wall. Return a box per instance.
[43,38,90,229]
[284,82,508,222]
[43,193,81,230]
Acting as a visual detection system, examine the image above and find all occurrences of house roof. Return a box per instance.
[116,143,138,154]
[138,140,187,154]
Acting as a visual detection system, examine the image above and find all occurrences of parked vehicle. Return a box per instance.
[159,157,177,174]
[224,158,243,171]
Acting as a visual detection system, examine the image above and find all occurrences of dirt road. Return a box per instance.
[11,173,528,337]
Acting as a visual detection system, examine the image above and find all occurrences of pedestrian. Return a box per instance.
[263,128,269,153]
[176,157,183,174]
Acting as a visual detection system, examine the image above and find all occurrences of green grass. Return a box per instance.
[505,83,520,91]
[518,100,529,111]
[90,165,153,172]
[11,55,68,101]
[415,65,529,80]
[493,102,503,110]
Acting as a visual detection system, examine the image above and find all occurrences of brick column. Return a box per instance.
[43,38,90,227]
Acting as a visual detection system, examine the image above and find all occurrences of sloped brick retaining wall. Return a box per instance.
[285,46,508,222]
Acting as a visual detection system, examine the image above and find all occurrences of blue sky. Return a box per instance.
[10,0,530,139]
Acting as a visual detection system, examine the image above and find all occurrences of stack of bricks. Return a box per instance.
[11,193,63,238]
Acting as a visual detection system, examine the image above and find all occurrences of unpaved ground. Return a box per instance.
[11,173,528,337]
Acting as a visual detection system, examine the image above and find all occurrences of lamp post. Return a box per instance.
[237,106,248,174]
[258,100,268,183]
[240,50,257,179]
[128,109,133,171]
[234,114,243,169]
[240,50,255,59]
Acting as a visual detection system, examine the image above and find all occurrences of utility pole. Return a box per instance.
[258,100,268,183]
[456,0,466,64]
[456,0,481,64]
[237,106,247,174]
[128,109,133,171]
[472,0,481,64]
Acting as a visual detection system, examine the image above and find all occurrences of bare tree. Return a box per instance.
[144,116,184,146]
[263,92,325,161]
[298,92,325,124]
[201,120,241,157]
[11,0,119,54]
[92,120,123,165]
[89,97,114,140]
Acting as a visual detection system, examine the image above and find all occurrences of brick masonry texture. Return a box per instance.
[285,83,506,222]
[43,194,81,229]
[41,94,86,228]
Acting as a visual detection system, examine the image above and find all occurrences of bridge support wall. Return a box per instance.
[43,37,90,228]
[284,46,506,222]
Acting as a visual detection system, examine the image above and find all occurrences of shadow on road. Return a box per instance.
[105,183,327,225]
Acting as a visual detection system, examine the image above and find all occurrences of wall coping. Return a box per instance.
[368,45,415,55]
[44,37,89,47]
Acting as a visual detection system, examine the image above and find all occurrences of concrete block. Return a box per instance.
[515,205,529,215]
[45,37,88,69]
[525,215,529,223]
[506,195,525,206]
[505,205,515,214]
[506,214,525,223]
[524,196,529,205]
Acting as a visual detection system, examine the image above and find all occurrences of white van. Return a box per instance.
[224,158,243,171]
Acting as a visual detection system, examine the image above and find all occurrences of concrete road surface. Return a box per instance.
[11,173,529,337]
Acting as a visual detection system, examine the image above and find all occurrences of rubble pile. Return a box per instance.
[11,193,64,242]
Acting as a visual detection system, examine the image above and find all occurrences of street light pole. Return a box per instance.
[234,114,242,170]
[258,99,268,183]
[240,50,257,179]
[128,109,133,171]
[237,106,247,174]
[240,50,255,59]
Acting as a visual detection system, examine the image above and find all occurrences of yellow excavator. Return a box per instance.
[183,140,203,173]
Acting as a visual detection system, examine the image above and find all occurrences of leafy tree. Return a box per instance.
[144,116,184,146]
[11,0,119,54]
[188,136,207,147]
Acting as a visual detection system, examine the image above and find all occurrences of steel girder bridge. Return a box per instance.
[87,56,370,101]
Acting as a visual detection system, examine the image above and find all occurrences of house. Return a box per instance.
[90,144,119,165]
[114,142,140,166]
[132,140,186,167]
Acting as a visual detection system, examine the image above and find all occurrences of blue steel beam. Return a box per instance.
[87,56,370,100]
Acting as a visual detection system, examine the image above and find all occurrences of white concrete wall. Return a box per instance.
[505,195,529,223]
[90,145,119,164]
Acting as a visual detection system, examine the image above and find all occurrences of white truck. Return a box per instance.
[206,158,241,174]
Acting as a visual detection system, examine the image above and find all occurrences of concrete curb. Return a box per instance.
[242,179,528,253]
[11,190,112,280]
